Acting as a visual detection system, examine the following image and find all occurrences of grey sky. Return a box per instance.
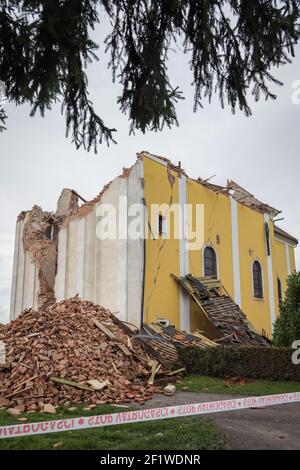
[1,28,299,324]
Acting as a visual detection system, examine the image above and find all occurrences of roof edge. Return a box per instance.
[274,225,298,246]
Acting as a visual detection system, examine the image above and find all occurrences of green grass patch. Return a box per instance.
[0,404,225,450]
[178,375,300,396]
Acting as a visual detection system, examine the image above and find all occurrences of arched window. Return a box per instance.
[253,261,263,299]
[204,246,217,277]
[277,278,283,304]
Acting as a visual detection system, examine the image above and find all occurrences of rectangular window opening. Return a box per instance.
[158,214,167,237]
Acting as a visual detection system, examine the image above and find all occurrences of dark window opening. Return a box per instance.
[204,246,217,277]
[277,278,283,304]
[265,222,271,256]
[158,214,167,237]
[45,225,52,240]
[253,261,263,299]
[158,215,163,236]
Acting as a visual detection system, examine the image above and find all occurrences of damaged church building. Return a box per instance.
[9,151,298,344]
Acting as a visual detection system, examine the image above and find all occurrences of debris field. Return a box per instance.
[0,298,166,412]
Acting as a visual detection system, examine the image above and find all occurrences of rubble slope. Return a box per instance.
[0,298,159,411]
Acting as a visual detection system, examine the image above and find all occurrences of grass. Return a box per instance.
[177,375,300,396]
[0,404,225,450]
[3,376,297,450]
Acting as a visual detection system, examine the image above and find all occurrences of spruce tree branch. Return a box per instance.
[0,0,299,151]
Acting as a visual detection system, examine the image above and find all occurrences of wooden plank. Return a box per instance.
[4,386,33,399]
[148,360,159,386]
[165,367,186,376]
[92,318,132,357]
[50,376,93,391]
[116,342,132,357]
[12,375,38,390]
[92,318,116,340]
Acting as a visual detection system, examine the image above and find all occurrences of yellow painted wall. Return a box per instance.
[187,180,234,295]
[273,238,288,310]
[143,156,235,331]
[237,204,272,337]
[273,238,297,313]
[142,154,297,337]
[289,245,296,272]
[188,179,234,332]
[143,156,181,326]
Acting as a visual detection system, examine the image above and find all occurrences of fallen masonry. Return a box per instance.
[0,298,177,412]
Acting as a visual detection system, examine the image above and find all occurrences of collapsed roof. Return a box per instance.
[135,323,219,368]
[173,275,271,347]
[138,151,282,218]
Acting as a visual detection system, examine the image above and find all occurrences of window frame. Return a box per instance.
[157,214,168,238]
[252,259,264,300]
[203,245,218,278]
[277,277,283,304]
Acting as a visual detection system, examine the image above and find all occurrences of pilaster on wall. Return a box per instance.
[116,178,128,322]
[178,174,190,333]
[23,252,37,310]
[264,214,276,330]
[54,228,68,301]
[9,220,22,321]
[75,218,86,299]
[126,159,144,327]
[285,242,291,275]
[230,197,242,307]
[10,217,39,320]
[84,210,96,301]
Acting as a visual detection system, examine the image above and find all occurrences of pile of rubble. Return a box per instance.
[0,298,164,412]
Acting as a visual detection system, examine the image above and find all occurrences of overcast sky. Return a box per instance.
[1,23,299,324]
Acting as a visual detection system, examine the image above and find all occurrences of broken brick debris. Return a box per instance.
[21,205,62,310]
[0,298,165,411]
[135,323,217,368]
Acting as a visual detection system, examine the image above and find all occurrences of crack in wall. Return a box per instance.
[144,165,175,322]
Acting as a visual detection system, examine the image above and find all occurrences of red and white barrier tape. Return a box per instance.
[1,391,300,439]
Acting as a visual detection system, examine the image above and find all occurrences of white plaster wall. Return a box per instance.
[9,219,21,320]
[126,160,144,327]
[22,252,37,311]
[54,159,145,326]
[83,210,96,301]
[10,216,39,320]
[65,220,78,298]
[55,228,67,300]
[94,177,122,315]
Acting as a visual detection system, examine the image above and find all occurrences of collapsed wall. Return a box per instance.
[9,190,79,321]
[10,159,145,326]
[54,160,144,327]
